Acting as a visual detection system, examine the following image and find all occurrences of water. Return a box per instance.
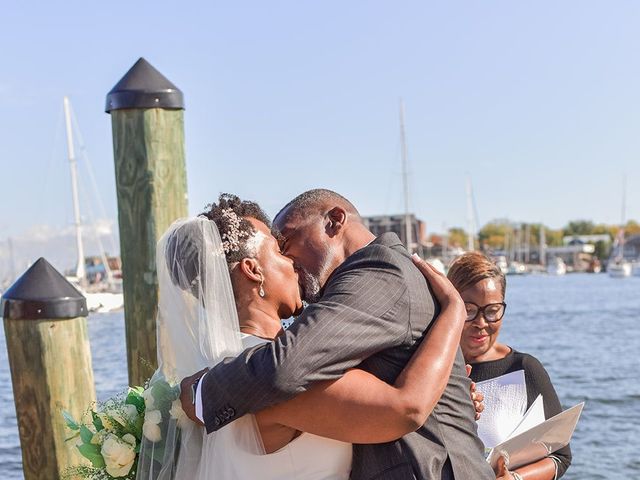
[1,274,638,479]
[498,274,640,479]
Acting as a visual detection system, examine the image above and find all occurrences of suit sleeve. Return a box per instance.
[200,245,411,433]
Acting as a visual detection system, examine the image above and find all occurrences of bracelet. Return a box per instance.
[548,455,561,480]
[511,473,523,480]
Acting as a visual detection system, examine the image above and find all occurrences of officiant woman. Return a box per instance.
[447,252,572,480]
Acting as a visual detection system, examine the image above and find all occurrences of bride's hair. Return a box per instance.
[165,219,208,297]
[200,193,272,266]
[163,194,271,298]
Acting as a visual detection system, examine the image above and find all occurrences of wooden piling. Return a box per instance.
[2,258,95,479]
[106,58,188,386]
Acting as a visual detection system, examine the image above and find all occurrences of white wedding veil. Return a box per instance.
[136,216,266,479]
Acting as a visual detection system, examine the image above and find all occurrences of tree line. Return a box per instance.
[430,219,640,260]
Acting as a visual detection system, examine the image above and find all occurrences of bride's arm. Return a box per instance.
[259,258,467,444]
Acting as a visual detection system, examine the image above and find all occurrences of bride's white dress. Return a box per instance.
[212,334,353,480]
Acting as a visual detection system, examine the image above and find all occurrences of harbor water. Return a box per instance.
[1,273,638,479]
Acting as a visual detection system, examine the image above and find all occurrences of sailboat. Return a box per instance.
[608,227,631,278]
[63,97,124,312]
[546,256,567,276]
[608,177,631,278]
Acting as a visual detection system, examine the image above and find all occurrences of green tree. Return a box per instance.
[563,220,596,236]
[546,229,564,247]
[625,220,640,236]
[478,221,509,249]
[448,227,468,248]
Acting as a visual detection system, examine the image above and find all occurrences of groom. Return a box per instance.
[181,189,493,479]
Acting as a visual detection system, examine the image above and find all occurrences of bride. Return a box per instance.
[137,194,477,479]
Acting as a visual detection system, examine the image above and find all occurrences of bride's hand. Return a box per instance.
[411,254,463,309]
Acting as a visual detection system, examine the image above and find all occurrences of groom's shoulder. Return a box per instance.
[321,236,411,312]
[354,232,413,268]
[332,233,410,280]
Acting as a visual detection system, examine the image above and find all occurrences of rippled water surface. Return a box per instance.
[1,273,638,478]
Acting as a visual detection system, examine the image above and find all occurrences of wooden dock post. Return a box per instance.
[2,258,95,479]
[106,58,188,386]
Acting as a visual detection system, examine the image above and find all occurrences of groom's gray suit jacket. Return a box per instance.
[201,232,493,479]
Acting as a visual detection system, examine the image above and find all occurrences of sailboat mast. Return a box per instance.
[399,100,412,254]
[63,97,85,283]
[539,224,546,266]
[8,237,16,281]
[465,176,476,251]
[442,222,448,264]
[617,175,627,259]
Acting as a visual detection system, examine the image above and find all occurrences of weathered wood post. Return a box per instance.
[2,258,95,479]
[106,58,188,386]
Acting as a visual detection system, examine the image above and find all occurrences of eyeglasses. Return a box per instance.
[464,302,507,323]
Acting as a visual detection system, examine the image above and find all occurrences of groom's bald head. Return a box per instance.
[273,189,373,303]
[274,189,361,225]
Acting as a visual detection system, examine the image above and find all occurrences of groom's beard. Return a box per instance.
[297,266,322,304]
[297,245,338,305]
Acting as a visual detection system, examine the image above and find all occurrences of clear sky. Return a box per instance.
[1,1,639,271]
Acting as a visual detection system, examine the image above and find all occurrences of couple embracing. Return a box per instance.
[139,189,495,480]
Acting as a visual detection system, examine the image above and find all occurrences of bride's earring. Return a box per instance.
[259,279,265,298]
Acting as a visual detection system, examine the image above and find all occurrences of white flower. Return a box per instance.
[99,403,138,429]
[143,409,162,442]
[114,404,139,427]
[169,399,189,429]
[101,433,136,477]
[220,208,250,253]
[122,433,136,446]
[142,387,155,410]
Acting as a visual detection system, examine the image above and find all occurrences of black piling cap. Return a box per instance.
[106,57,184,112]
[1,258,87,320]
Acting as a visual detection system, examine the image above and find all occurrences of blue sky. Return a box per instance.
[1,1,639,270]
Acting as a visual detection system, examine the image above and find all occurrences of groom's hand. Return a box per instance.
[410,254,463,309]
[180,367,209,426]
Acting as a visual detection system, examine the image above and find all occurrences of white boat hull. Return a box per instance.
[608,263,632,278]
[85,292,124,313]
[547,258,567,276]
[547,265,567,276]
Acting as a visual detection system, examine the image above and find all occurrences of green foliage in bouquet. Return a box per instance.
[63,378,184,479]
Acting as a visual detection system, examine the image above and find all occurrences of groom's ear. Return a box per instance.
[326,206,347,237]
[238,258,263,283]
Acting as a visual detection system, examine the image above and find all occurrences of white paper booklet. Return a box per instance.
[486,402,584,470]
[510,394,545,438]
[475,370,531,448]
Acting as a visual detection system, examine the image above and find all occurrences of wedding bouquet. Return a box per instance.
[63,377,186,479]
